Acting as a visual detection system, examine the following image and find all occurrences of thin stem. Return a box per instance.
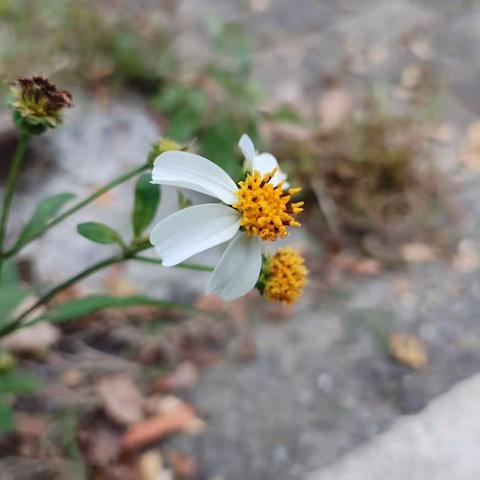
[0,130,30,279]
[0,242,151,337]
[0,254,122,337]
[4,162,149,258]
[133,255,214,272]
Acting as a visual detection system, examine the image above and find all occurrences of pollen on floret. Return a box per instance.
[233,169,303,241]
[264,247,308,304]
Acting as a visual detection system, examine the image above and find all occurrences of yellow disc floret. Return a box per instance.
[264,247,308,304]
[234,170,303,241]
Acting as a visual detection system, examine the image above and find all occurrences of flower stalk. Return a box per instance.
[0,130,30,279]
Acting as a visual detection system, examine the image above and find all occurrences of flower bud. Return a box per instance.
[147,137,182,167]
[9,76,73,134]
[257,247,308,304]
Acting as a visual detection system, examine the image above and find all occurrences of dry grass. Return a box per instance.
[267,100,451,262]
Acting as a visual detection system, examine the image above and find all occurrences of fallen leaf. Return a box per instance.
[61,368,85,387]
[401,243,436,264]
[139,451,173,480]
[77,421,121,470]
[122,396,202,450]
[1,322,60,356]
[353,258,382,276]
[96,375,144,426]
[150,362,199,394]
[388,332,427,369]
[14,413,48,438]
[167,451,197,479]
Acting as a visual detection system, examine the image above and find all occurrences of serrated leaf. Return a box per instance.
[14,193,75,249]
[0,398,14,433]
[38,294,192,324]
[0,369,41,394]
[77,222,123,246]
[132,173,160,237]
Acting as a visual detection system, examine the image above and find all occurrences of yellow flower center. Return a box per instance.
[234,170,303,241]
[265,247,308,304]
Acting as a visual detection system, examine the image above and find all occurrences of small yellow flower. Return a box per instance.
[9,76,72,134]
[262,247,308,304]
[234,169,303,241]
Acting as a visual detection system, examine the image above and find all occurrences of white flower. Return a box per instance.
[238,133,289,188]
[149,149,303,301]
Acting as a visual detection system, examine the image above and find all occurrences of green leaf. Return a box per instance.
[0,369,41,394]
[0,285,28,328]
[77,222,123,246]
[38,294,192,323]
[0,259,19,286]
[132,173,160,237]
[0,397,13,433]
[14,193,75,249]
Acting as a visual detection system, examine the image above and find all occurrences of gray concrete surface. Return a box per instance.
[313,374,480,480]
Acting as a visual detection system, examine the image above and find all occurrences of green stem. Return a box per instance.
[4,162,149,258]
[0,241,214,337]
[0,130,30,279]
[133,255,214,272]
[0,242,151,337]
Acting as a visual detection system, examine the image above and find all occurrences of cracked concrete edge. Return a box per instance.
[311,374,480,480]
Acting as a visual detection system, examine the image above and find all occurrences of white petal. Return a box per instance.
[206,234,262,301]
[252,153,289,187]
[238,134,256,165]
[150,204,240,266]
[152,151,238,205]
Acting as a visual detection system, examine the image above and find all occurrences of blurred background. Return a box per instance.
[1,0,480,479]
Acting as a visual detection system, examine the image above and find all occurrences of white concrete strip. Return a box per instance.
[312,375,480,480]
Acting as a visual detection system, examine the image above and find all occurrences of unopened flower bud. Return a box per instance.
[147,137,182,167]
[257,247,308,304]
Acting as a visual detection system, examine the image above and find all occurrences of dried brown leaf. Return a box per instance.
[122,397,202,450]
[1,322,60,356]
[167,451,197,479]
[150,362,199,394]
[388,332,427,369]
[401,243,436,264]
[96,375,144,426]
[139,451,173,480]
